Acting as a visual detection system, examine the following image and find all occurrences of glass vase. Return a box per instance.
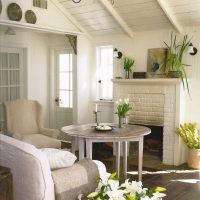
[125,71,129,79]
[118,116,124,128]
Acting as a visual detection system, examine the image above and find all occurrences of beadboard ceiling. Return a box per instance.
[58,0,200,36]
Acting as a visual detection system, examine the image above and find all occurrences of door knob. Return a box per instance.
[55,97,60,102]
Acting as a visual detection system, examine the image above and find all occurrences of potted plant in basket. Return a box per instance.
[124,57,134,79]
[176,123,200,169]
[162,33,191,93]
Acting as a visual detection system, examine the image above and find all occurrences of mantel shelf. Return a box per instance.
[112,78,182,85]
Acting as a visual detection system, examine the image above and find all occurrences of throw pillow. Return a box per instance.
[41,148,77,170]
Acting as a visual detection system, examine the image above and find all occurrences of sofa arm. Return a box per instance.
[39,128,59,138]
[51,159,102,200]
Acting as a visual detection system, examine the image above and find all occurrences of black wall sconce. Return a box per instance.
[113,48,123,59]
[189,43,198,55]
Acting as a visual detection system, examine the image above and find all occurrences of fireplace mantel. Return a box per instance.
[113,77,187,166]
[112,78,181,85]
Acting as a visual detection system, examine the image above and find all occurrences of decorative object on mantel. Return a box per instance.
[116,98,132,128]
[123,57,134,79]
[25,10,37,24]
[65,34,77,55]
[147,48,167,78]
[7,3,22,21]
[162,32,191,94]
[0,0,2,14]
[176,123,200,169]
[33,0,47,9]
[133,72,146,79]
[86,172,166,200]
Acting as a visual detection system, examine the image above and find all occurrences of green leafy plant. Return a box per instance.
[86,172,166,200]
[124,57,134,72]
[116,99,132,118]
[162,32,191,94]
[176,123,200,149]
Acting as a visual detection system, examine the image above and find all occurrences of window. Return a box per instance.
[58,52,73,108]
[96,46,113,100]
[0,48,25,131]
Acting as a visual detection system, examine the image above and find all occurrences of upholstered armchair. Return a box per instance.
[4,99,61,148]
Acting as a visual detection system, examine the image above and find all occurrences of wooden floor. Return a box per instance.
[141,170,200,200]
[95,145,200,200]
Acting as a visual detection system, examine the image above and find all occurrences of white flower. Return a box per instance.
[124,98,129,104]
[106,189,125,200]
[108,179,120,190]
[151,192,166,200]
[121,179,143,193]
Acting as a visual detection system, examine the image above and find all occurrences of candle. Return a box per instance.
[95,104,98,112]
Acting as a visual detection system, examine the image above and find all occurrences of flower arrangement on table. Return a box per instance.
[116,98,132,127]
[86,172,166,200]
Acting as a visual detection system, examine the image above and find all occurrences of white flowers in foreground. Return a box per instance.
[87,172,166,200]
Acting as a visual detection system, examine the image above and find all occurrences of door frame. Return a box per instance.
[49,47,77,128]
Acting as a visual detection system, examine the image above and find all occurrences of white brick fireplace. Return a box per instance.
[113,79,187,166]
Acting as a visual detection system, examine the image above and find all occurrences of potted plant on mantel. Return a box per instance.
[162,33,191,94]
[176,123,200,169]
[123,57,134,79]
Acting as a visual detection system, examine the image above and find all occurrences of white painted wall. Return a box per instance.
[76,35,94,124]
[0,0,79,33]
[0,29,74,128]
[93,28,200,125]
[0,29,50,126]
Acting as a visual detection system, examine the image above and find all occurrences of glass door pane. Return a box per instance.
[58,53,73,108]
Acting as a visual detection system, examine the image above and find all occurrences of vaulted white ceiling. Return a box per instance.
[58,0,200,37]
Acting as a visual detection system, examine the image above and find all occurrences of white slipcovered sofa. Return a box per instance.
[0,134,107,200]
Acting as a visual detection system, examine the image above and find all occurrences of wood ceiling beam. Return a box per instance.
[99,0,134,38]
[50,0,93,40]
[156,0,182,33]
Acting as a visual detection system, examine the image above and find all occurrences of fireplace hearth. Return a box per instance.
[143,125,163,158]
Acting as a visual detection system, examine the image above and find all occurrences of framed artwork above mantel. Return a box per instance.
[147,48,167,78]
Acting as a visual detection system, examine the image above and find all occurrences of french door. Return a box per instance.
[0,47,25,132]
[51,49,75,129]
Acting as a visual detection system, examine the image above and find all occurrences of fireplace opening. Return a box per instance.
[143,125,163,158]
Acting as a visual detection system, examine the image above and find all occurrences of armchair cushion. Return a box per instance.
[41,148,77,170]
[22,134,61,148]
[40,128,60,138]
[52,159,100,200]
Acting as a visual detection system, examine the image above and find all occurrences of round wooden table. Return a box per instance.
[61,124,151,181]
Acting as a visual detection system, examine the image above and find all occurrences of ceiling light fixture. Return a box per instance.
[72,0,81,3]
[188,43,198,56]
